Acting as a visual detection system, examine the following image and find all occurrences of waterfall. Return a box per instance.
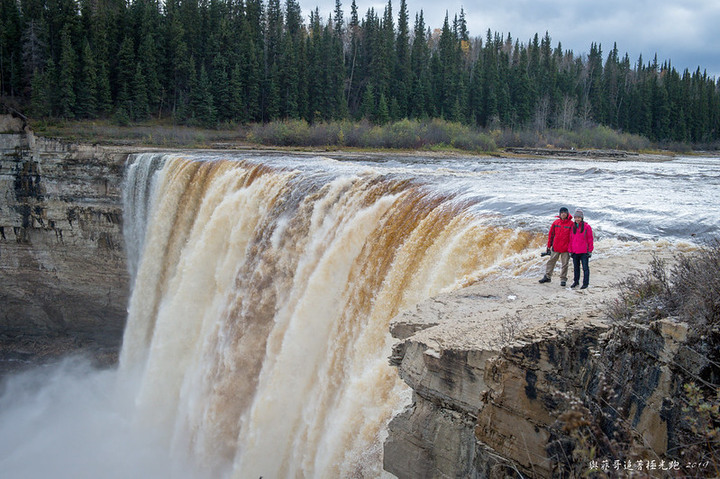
[119,153,539,478]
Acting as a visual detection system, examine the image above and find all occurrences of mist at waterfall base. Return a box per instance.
[1,153,719,479]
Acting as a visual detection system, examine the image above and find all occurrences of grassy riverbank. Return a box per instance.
[29,117,686,154]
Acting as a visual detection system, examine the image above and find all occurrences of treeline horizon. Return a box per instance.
[1,0,719,144]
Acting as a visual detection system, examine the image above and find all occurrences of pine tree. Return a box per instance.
[115,36,135,115]
[236,17,262,122]
[360,83,375,120]
[651,74,670,140]
[229,62,246,122]
[279,0,304,120]
[279,33,300,119]
[89,12,112,116]
[30,66,51,117]
[21,17,48,90]
[138,33,162,114]
[0,0,23,96]
[480,30,498,126]
[510,45,533,126]
[468,53,483,125]
[376,92,390,124]
[333,0,344,35]
[189,64,216,127]
[164,1,191,116]
[58,26,77,118]
[263,0,283,121]
[409,12,430,119]
[132,63,150,121]
[394,0,411,118]
[346,0,360,111]
[434,15,460,118]
[306,10,324,121]
[585,42,604,124]
[76,39,97,118]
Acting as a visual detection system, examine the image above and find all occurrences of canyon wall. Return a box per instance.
[0,117,129,357]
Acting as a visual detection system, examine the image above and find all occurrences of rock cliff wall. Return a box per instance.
[384,263,710,478]
[0,117,129,360]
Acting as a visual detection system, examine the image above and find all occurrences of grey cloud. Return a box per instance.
[305,0,720,78]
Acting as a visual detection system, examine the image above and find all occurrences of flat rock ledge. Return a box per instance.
[384,249,708,478]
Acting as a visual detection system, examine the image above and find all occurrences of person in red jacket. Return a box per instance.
[568,208,594,289]
[539,207,573,286]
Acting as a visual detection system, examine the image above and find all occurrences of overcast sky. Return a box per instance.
[300,0,720,80]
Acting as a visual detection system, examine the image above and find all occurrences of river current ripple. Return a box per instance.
[218,152,720,242]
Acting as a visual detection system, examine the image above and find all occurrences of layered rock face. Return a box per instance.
[384,265,706,478]
[0,117,129,357]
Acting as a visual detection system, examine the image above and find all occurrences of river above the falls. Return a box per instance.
[217,151,720,241]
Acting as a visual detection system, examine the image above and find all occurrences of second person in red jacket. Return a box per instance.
[539,207,573,286]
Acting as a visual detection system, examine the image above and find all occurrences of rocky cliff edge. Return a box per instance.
[384,244,708,478]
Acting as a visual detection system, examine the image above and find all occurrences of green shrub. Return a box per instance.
[383,119,424,149]
[250,119,310,146]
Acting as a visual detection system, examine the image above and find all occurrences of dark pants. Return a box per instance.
[572,253,590,287]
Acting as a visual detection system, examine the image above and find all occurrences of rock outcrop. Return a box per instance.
[384,250,709,478]
[0,117,129,367]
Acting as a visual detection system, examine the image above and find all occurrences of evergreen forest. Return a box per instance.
[1,0,719,144]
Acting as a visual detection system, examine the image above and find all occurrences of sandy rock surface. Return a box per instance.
[391,240,690,349]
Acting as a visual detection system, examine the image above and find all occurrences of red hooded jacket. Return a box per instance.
[547,214,574,253]
[569,221,594,254]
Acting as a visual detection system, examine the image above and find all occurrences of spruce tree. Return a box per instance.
[164,2,191,117]
[132,62,150,121]
[468,54,483,125]
[480,30,498,126]
[510,45,533,126]
[189,64,216,127]
[44,57,58,116]
[0,0,23,96]
[306,10,323,122]
[237,18,262,122]
[90,13,113,116]
[76,39,97,118]
[333,0,344,35]
[138,33,162,114]
[58,26,77,118]
[651,75,670,140]
[376,92,390,124]
[229,62,246,122]
[30,66,51,117]
[346,0,360,110]
[21,17,48,90]
[360,83,375,120]
[394,0,411,118]
[409,12,429,119]
[115,36,135,114]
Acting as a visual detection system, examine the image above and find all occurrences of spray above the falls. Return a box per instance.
[119,152,539,478]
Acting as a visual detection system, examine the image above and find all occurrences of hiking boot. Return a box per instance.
[560,281,566,287]
[539,276,551,284]
[570,281,579,288]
